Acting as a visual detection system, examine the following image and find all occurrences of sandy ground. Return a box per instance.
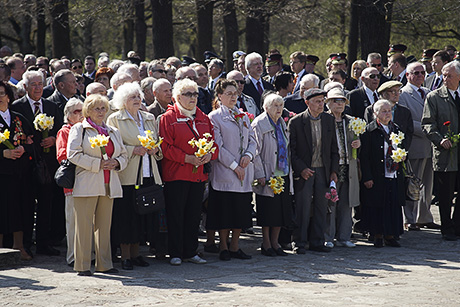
[1,211,460,306]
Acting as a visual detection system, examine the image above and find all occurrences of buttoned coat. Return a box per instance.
[147,99,167,119]
[398,83,432,159]
[67,119,128,198]
[251,112,294,197]
[288,111,339,187]
[422,85,459,171]
[208,105,257,193]
[106,109,163,186]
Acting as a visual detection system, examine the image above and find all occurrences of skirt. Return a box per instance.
[256,175,292,227]
[206,185,253,230]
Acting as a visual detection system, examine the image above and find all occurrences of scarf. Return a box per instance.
[268,115,289,174]
[86,117,109,136]
[176,102,196,120]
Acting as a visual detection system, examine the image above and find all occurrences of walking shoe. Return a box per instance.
[295,247,306,254]
[324,242,334,248]
[170,257,182,266]
[335,241,356,248]
[131,255,149,267]
[183,255,207,264]
[203,243,219,253]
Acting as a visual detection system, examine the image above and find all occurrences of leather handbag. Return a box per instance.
[134,156,165,215]
[405,160,423,201]
[54,159,76,188]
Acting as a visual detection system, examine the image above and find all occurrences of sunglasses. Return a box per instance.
[371,63,382,67]
[368,74,381,79]
[37,63,46,67]
[234,80,245,84]
[72,65,83,69]
[182,91,199,98]
[332,98,346,103]
[410,71,426,76]
[72,109,82,114]
[153,69,167,74]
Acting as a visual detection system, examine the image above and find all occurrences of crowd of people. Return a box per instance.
[0,43,459,276]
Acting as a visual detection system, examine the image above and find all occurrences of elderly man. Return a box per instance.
[422,61,460,241]
[48,69,79,113]
[388,54,408,85]
[347,67,381,119]
[147,78,172,119]
[43,60,67,98]
[236,54,248,77]
[398,62,440,231]
[227,70,260,117]
[140,77,157,107]
[192,64,213,114]
[6,57,26,85]
[175,66,198,82]
[11,71,65,257]
[243,52,274,110]
[86,82,108,97]
[207,58,225,90]
[107,71,133,100]
[425,50,450,91]
[148,60,167,79]
[284,74,319,114]
[289,88,339,253]
[117,63,141,83]
[366,52,390,86]
[289,51,308,93]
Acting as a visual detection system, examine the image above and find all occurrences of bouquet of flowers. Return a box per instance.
[89,134,110,160]
[138,130,163,150]
[443,121,460,166]
[391,147,408,163]
[283,111,296,123]
[268,176,285,194]
[188,132,216,173]
[389,131,408,169]
[0,129,14,149]
[348,117,366,159]
[325,181,339,202]
[33,113,54,153]
[239,109,255,123]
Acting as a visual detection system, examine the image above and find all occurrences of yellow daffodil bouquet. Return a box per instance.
[348,117,366,159]
[0,129,14,149]
[268,176,285,195]
[89,134,110,160]
[138,130,163,150]
[389,131,408,168]
[188,132,216,173]
[33,113,54,153]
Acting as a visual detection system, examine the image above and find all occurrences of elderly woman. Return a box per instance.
[56,98,84,266]
[0,81,34,261]
[252,93,293,257]
[107,82,163,270]
[207,79,256,261]
[159,78,217,266]
[67,94,128,276]
[360,99,406,248]
[324,88,360,248]
[95,67,115,90]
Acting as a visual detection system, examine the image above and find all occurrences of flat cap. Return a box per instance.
[377,80,402,94]
[304,88,326,100]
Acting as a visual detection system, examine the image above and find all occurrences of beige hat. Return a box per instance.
[326,88,349,105]
[377,80,402,94]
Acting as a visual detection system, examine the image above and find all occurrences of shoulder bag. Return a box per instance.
[134,155,165,215]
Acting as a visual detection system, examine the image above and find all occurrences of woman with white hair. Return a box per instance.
[360,99,406,248]
[107,82,163,270]
[252,93,293,257]
[159,78,218,266]
[56,98,84,266]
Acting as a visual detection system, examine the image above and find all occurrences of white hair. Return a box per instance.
[63,98,83,123]
[108,60,125,73]
[442,61,460,75]
[324,81,344,92]
[245,52,263,71]
[152,78,171,93]
[373,99,392,114]
[172,78,198,101]
[110,72,132,89]
[300,73,320,87]
[263,93,284,112]
[22,70,45,87]
[117,63,139,78]
[112,82,144,110]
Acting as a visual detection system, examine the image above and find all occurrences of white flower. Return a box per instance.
[349,117,366,135]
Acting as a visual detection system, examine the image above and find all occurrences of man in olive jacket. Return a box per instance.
[421,61,460,241]
[288,88,339,253]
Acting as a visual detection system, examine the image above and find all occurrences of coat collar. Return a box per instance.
[256,112,287,135]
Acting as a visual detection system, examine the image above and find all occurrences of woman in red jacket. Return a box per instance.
[159,78,218,266]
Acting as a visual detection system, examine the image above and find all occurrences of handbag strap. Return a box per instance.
[135,154,153,188]
[185,121,200,139]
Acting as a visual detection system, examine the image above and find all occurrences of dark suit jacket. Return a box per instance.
[347,86,374,119]
[344,76,358,91]
[288,111,339,185]
[243,77,274,110]
[363,103,414,149]
[47,90,71,117]
[147,99,169,119]
[42,84,55,99]
[379,73,390,86]
[284,91,306,114]
[197,87,213,115]
[424,74,442,91]
[293,70,307,93]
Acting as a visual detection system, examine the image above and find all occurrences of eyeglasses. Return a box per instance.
[410,71,425,76]
[153,69,167,74]
[234,80,245,84]
[93,107,107,113]
[0,92,7,97]
[386,89,401,95]
[72,109,82,114]
[182,91,199,98]
[36,63,46,67]
[371,63,382,67]
[72,65,83,69]
[368,74,381,79]
[332,98,346,103]
[223,91,238,97]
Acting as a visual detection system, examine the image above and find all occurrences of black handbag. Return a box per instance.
[405,160,423,201]
[134,156,165,215]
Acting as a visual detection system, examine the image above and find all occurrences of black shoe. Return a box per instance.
[442,234,457,241]
[229,249,252,259]
[36,245,60,256]
[407,224,421,231]
[309,245,332,253]
[131,256,149,267]
[77,270,92,276]
[97,268,119,274]
[68,261,74,267]
[384,238,401,247]
[275,247,288,256]
[261,245,277,257]
[203,243,219,253]
[295,247,306,254]
[374,238,384,248]
[24,247,34,259]
[121,259,133,270]
[417,222,441,230]
[219,250,231,261]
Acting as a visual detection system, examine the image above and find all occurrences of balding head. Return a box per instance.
[86,82,108,97]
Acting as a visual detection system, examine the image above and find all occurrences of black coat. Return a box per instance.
[284,91,306,114]
[347,86,373,119]
[243,77,274,110]
[197,87,213,115]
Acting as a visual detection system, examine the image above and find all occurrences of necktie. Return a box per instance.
[33,102,41,117]
[256,81,263,95]
[210,80,214,90]
[418,88,425,100]
[433,76,441,90]
[292,75,298,94]
[454,91,460,111]
[373,92,378,103]
[238,96,247,112]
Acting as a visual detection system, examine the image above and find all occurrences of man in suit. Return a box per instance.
[47,69,79,115]
[11,70,64,256]
[243,52,274,110]
[193,64,213,114]
[207,58,225,91]
[289,51,308,93]
[399,62,440,231]
[420,49,439,77]
[84,55,96,80]
[42,60,67,98]
[227,70,260,117]
[284,74,320,114]
[148,78,172,119]
[422,61,460,241]
[288,88,339,254]
[424,50,450,91]
[366,52,390,86]
[347,67,380,119]
[388,54,408,85]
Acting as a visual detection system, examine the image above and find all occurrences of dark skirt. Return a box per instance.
[363,178,404,236]
[206,185,253,230]
[0,175,23,234]
[256,176,292,227]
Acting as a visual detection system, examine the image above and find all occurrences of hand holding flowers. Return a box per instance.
[89,134,110,160]
[138,130,163,155]
[325,181,339,202]
[33,113,54,153]
[268,176,285,194]
[0,129,15,149]
[348,117,366,159]
[188,132,216,173]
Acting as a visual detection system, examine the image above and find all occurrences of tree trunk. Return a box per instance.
[82,19,93,57]
[135,0,147,61]
[36,0,46,56]
[49,0,71,58]
[123,19,134,59]
[245,1,269,56]
[196,0,215,63]
[223,0,238,71]
[347,0,359,74]
[151,0,174,59]
[359,0,393,63]
[19,14,33,54]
